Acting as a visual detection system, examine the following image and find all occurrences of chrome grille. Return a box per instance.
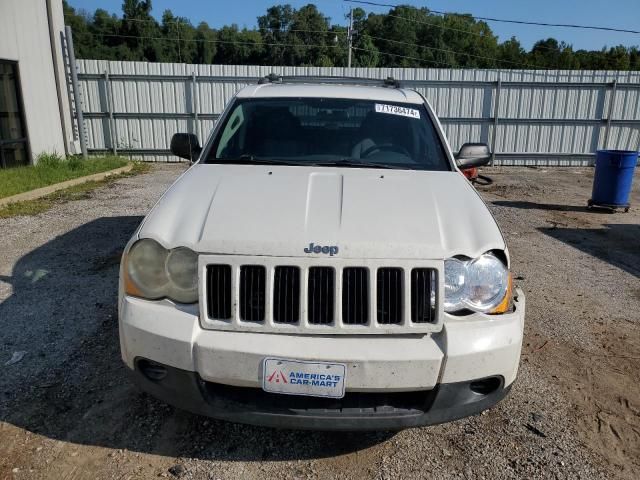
[202,256,440,334]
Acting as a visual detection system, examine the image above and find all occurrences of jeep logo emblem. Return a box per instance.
[304,243,339,256]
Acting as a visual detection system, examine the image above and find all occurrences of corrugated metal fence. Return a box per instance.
[76,60,640,165]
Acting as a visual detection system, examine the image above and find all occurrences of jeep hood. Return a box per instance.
[138,164,505,260]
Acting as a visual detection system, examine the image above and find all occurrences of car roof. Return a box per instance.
[235,83,425,104]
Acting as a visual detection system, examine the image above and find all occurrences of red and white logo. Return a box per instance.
[267,370,288,383]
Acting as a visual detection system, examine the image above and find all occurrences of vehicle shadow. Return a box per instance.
[539,223,640,278]
[492,200,602,213]
[0,216,392,462]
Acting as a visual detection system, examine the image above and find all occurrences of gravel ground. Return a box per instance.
[0,164,638,480]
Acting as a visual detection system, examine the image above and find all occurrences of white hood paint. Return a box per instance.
[138,164,505,260]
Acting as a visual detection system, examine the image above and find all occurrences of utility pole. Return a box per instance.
[347,7,353,68]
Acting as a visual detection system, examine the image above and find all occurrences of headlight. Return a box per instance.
[444,258,467,312]
[444,252,510,313]
[166,247,199,303]
[124,239,199,304]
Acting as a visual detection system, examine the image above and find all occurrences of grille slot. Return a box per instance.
[206,265,232,319]
[239,265,266,322]
[273,266,300,324]
[307,267,334,325]
[411,268,437,323]
[342,267,369,325]
[377,268,403,324]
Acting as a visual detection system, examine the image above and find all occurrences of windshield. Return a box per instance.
[206,97,451,171]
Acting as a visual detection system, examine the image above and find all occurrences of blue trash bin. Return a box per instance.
[589,150,638,212]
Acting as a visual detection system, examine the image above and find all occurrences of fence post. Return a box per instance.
[192,72,198,138]
[603,80,617,150]
[64,25,87,159]
[104,71,117,155]
[490,77,502,166]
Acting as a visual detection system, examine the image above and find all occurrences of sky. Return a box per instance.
[66,0,640,51]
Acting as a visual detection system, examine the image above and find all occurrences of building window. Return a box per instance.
[0,61,29,168]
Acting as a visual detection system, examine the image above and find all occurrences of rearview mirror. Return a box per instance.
[170,133,202,162]
[455,143,491,169]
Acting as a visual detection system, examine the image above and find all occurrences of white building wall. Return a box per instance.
[0,0,70,163]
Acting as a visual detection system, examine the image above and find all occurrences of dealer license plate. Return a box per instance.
[262,358,346,398]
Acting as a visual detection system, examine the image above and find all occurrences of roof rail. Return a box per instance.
[257,73,283,84]
[382,76,401,88]
[255,74,403,89]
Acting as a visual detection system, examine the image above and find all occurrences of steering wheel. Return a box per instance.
[360,143,411,159]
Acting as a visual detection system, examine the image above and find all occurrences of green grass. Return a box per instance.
[0,153,129,199]
[0,162,150,219]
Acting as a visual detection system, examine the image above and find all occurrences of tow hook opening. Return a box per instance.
[469,376,502,395]
[137,359,168,382]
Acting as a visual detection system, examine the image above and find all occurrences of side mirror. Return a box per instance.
[455,143,491,169]
[170,133,202,162]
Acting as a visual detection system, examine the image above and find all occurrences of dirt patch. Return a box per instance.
[0,164,638,479]
[481,166,640,479]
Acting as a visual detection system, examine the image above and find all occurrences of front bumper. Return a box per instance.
[119,289,525,429]
[131,359,511,430]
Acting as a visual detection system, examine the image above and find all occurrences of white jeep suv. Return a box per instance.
[119,77,525,430]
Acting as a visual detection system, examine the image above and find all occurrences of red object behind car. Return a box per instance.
[461,166,478,181]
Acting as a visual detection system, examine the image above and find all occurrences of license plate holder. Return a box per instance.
[262,358,346,398]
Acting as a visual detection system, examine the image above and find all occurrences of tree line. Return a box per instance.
[63,0,640,70]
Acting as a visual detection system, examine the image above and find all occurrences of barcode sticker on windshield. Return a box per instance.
[375,103,420,119]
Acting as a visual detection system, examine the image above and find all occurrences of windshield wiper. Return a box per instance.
[212,156,406,170]
[310,159,397,170]
[211,155,298,166]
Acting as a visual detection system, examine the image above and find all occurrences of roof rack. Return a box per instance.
[258,73,283,84]
[256,74,402,89]
[382,76,401,88]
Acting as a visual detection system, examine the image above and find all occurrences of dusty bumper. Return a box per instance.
[119,290,524,428]
[130,359,511,431]
[119,290,524,389]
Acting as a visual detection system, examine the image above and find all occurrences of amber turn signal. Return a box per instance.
[122,254,144,298]
[490,273,513,314]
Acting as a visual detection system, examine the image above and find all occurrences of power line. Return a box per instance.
[79,29,566,77]
[352,46,454,67]
[80,28,458,68]
[338,4,565,56]
[352,46,567,80]
[83,29,465,68]
[81,31,344,51]
[65,14,348,37]
[78,27,590,81]
[345,0,640,35]
[67,16,585,74]
[380,11,565,53]
[363,33,537,68]
[345,1,590,58]
[72,10,549,64]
